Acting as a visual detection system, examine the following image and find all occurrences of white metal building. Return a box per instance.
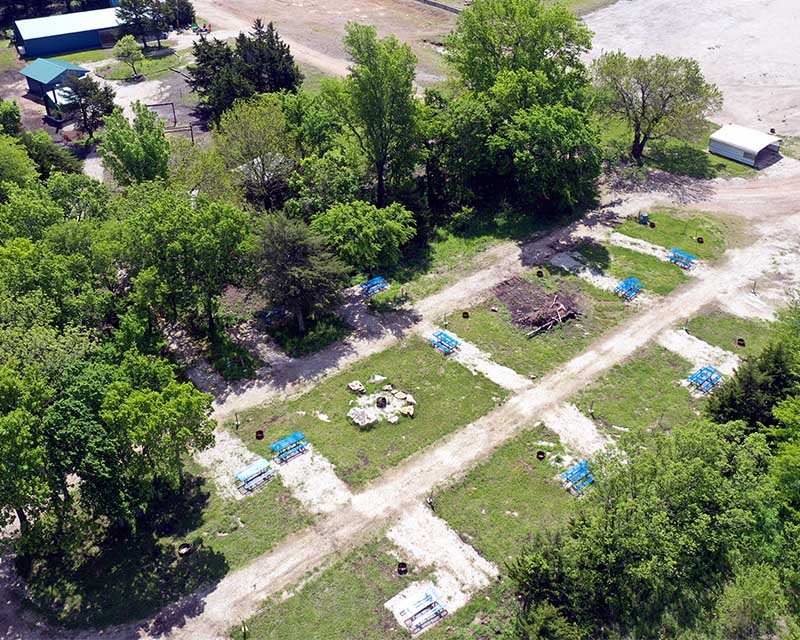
[709,124,782,167]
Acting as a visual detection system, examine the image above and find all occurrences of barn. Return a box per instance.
[13,8,123,58]
[19,58,89,98]
[709,124,783,168]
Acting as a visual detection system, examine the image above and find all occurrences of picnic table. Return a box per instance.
[668,248,697,270]
[614,277,643,301]
[687,366,723,394]
[401,588,448,635]
[270,431,310,464]
[429,330,461,355]
[560,460,593,496]
[360,276,390,297]
[234,457,276,493]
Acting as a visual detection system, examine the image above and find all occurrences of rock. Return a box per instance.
[347,380,366,394]
[314,411,330,423]
[490,306,498,312]
[347,406,378,427]
[295,410,306,416]
[367,374,387,384]
[405,394,416,405]
[399,405,415,418]
[382,384,394,391]
[392,390,406,400]
[387,415,400,424]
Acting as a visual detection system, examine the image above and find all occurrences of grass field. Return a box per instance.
[445,271,628,379]
[97,51,186,80]
[687,309,774,358]
[234,538,520,640]
[576,243,690,296]
[49,48,114,65]
[435,425,574,565]
[572,344,700,434]
[0,40,19,73]
[26,463,310,628]
[236,337,507,487]
[616,208,729,260]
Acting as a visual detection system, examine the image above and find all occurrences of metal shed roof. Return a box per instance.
[710,124,782,156]
[15,8,122,41]
[20,58,87,85]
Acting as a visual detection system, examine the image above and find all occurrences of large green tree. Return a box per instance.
[100,102,170,185]
[0,135,38,201]
[61,73,116,139]
[310,200,415,271]
[593,52,723,163]
[323,23,421,207]
[255,212,348,334]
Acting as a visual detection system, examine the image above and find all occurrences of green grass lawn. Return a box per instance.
[233,537,519,640]
[0,40,20,73]
[576,243,690,296]
[299,62,329,94]
[445,271,628,379]
[616,207,729,260]
[436,424,574,565]
[236,337,507,488]
[572,344,701,434]
[49,47,115,65]
[97,51,186,80]
[25,463,310,628]
[687,309,774,358]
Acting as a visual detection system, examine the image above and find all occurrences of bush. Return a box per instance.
[271,315,350,357]
[208,333,258,381]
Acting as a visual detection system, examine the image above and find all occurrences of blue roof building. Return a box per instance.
[13,7,124,58]
[20,58,89,97]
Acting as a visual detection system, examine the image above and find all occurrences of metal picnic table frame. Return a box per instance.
[235,457,276,493]
[668,248,697,270]
[687,366,723,394]
[429,330,461,355]
[269,431,310,464]
[614,277,643,301]
[360,276,390,297]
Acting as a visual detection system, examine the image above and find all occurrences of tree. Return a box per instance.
[100,102,169,185]
[0,98,22,136]
[214,94,297,208]
[0,134,38,201]
[163,0,194,27]
[18,129,82,178]
[715,565,788,640]
[255,212,348,334]
[46,172,110,222]
[311,200,416,271]
[116,0,153,47]
[322,23,421,207]
[285,148,364,220]
[187,21,301,122]
[445,0,592,98]
[61,73,116,139]
[168,138,242,203]
[147,0,169,48]
[113,35,144,78]
[593,52,723,163]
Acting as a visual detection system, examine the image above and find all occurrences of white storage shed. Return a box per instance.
[709,124,782,167]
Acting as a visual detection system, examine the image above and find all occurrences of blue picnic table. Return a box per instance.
[270,431,310,464]
[668,248,697,270]
[561,460,593,495]
[429,330,461,354]
[688,366,723,394]
[614,277,643,301]
[360,276,389,297]
[234,457,275,493]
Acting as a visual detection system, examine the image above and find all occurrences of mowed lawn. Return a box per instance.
[687,309,774,358]
[236,337,507,487]
[233,540,428,640]
[26,461,310,628]
[576,243,690,296]
[435,425,574,565]
[446,271,628,379]
[572,344,701,434]
[616,208,729,260]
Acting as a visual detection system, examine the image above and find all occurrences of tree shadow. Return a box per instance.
[24,475,228,630]
[648,141,717,179]
[573,240,611,271]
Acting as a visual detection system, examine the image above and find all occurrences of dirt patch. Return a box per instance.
[492,277,580,334]
[277,447,352,514]
[443,329,533,392]
[195,428,261,500]
[539,403,610,457]
[657,328,740,376]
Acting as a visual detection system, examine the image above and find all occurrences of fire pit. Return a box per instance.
[649,221,656,229]
[536,450,546,461]
[397,562,409,575]
[178,543,193,557]
[697,236,705,244]
[737,337,746,347]
[255,429,264,440]
[536,270,544,278]
[462,311,470,319]
[376,396,388,409]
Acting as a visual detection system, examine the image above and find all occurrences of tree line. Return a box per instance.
[504,313,800,638]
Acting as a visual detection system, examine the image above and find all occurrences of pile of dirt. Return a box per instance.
[492,277,580,336]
